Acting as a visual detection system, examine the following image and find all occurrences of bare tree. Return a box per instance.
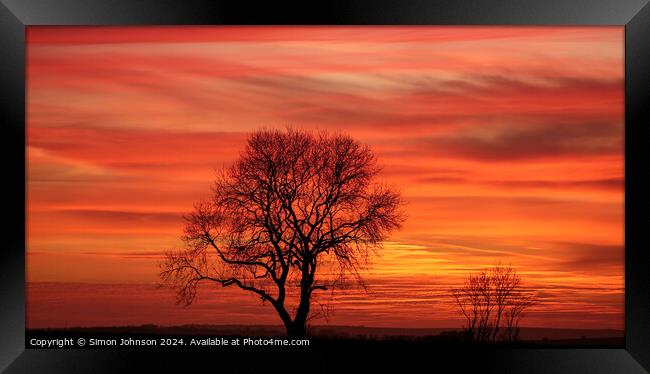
[160,128,404,337]
[490,265,519,342]
[504,289,537,341]
[451,264,537,342]
[451,270,491,341]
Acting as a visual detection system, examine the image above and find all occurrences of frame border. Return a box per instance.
[1,1,648,372]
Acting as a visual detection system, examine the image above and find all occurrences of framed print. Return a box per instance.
[1,1,649,373]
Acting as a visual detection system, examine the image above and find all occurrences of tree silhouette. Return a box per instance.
[160,128,404,337]
[451,264,537,342]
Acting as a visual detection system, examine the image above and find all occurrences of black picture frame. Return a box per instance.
[1,0,648,372]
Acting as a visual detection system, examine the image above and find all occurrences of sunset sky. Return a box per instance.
[26,26,624,330]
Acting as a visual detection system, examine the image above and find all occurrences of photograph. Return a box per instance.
[25,26,625,349]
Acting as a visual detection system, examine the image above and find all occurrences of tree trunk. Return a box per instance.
[271,271,312,337]
[285,261,313,338]
[285,321,307,337]
[288,287,311,337]
[272,300,299,337]
[492,305,504,342]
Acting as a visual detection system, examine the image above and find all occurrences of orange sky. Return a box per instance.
[26,26,624,330]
